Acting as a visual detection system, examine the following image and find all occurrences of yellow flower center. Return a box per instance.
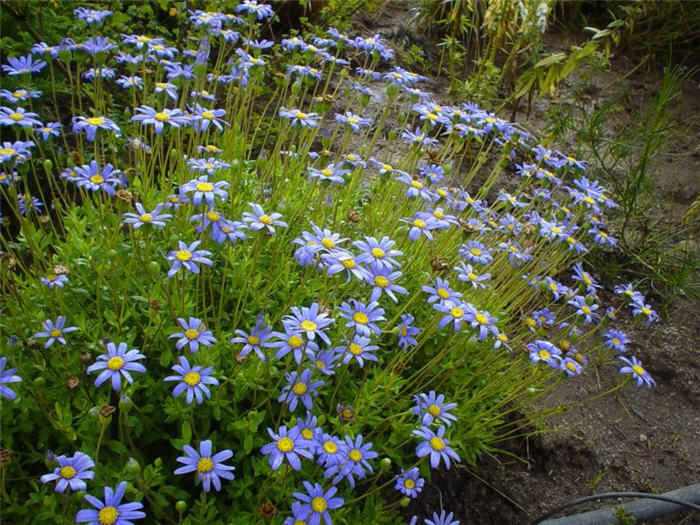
[197,457,214,474]
[12,91,25,98]
[184,371,200,386]
[90,174,105,184]
[300,321,316,332]
[347,117,359,124]
[632,365,645,376]
[288,335,303,347]
[107,357,124,371]
[153,45,165,51]
[525,318,537,328]
[538,350,551,360]
[277,437,294,452]
[349,344,362,355]
[247,335,260,345]
[374,276,389,288]
[137,36,151,42]
[311,497,327,513]
[154,112,170,121]
[196,182,214,192]
[184,328,199,340]
[205,145,219,152]
[203,163,215,169]
[206,212,220,222]
[475,313,488,325]
[302,428,313,440]
[382,164,393,172]
[433,210,444,219]
[87,117,105,126]
[411,180,423,189]
[470,248,482,256]
[584,196,596,205]
[641,307,651,315]
[467,272,478,282]
[436,288,450,299]
[50,328,62,338]
[321,237,335,249]
[437,188,447,196]
[315,360,325,368]
[341,258,356,269]
[9,113,24,121]
[293,382,308,395]
[560,340,570,351]
[201,111,214,120]
[258,214,273,225]
[156,82,167,89]
[60,466,76,479]
[450,307,464,318]
[581,305,592,315]
[349,449,362,462]
[176,250,192,262]
[612,338,621,345]
[0,148,15,155]
[426,113,438,120]
[353,312,369,324]
[139,214,153,223]
[404,479,415,489]
[346,154,356,161]
[566,362,577,372]
[320,169,334,177]
[294,112,307,119]
[413,219,426,229]
[97,506,119,525]
[430,437,445,451]
[497,333,508,342]
[551,227,562,234]
[428,404,441,417]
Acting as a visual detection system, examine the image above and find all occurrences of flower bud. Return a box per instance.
[175,500,187,513]
[43,159,53,172]
[125,457,141,475]
[291,80,302,95]
[400,497,411,508]
[380,457,392,470]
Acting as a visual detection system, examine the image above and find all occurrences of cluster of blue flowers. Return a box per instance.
[0,1,663,523]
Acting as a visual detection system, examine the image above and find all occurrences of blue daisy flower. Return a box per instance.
[174,440,235,492]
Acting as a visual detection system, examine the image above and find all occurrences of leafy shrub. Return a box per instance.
[0,2,660,524]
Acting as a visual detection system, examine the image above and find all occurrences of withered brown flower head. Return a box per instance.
[115,189,133,203]
[257,502,277,520]
[66,376,80,389]
[99,404,116,418]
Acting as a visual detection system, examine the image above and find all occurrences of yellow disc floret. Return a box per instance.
[97,506,119,525]
[277,437,294,452]
[59,466,76,479]
[429,437,445,451]
[107,357,124,371]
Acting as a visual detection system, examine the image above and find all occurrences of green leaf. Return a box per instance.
[181,420,192,443]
